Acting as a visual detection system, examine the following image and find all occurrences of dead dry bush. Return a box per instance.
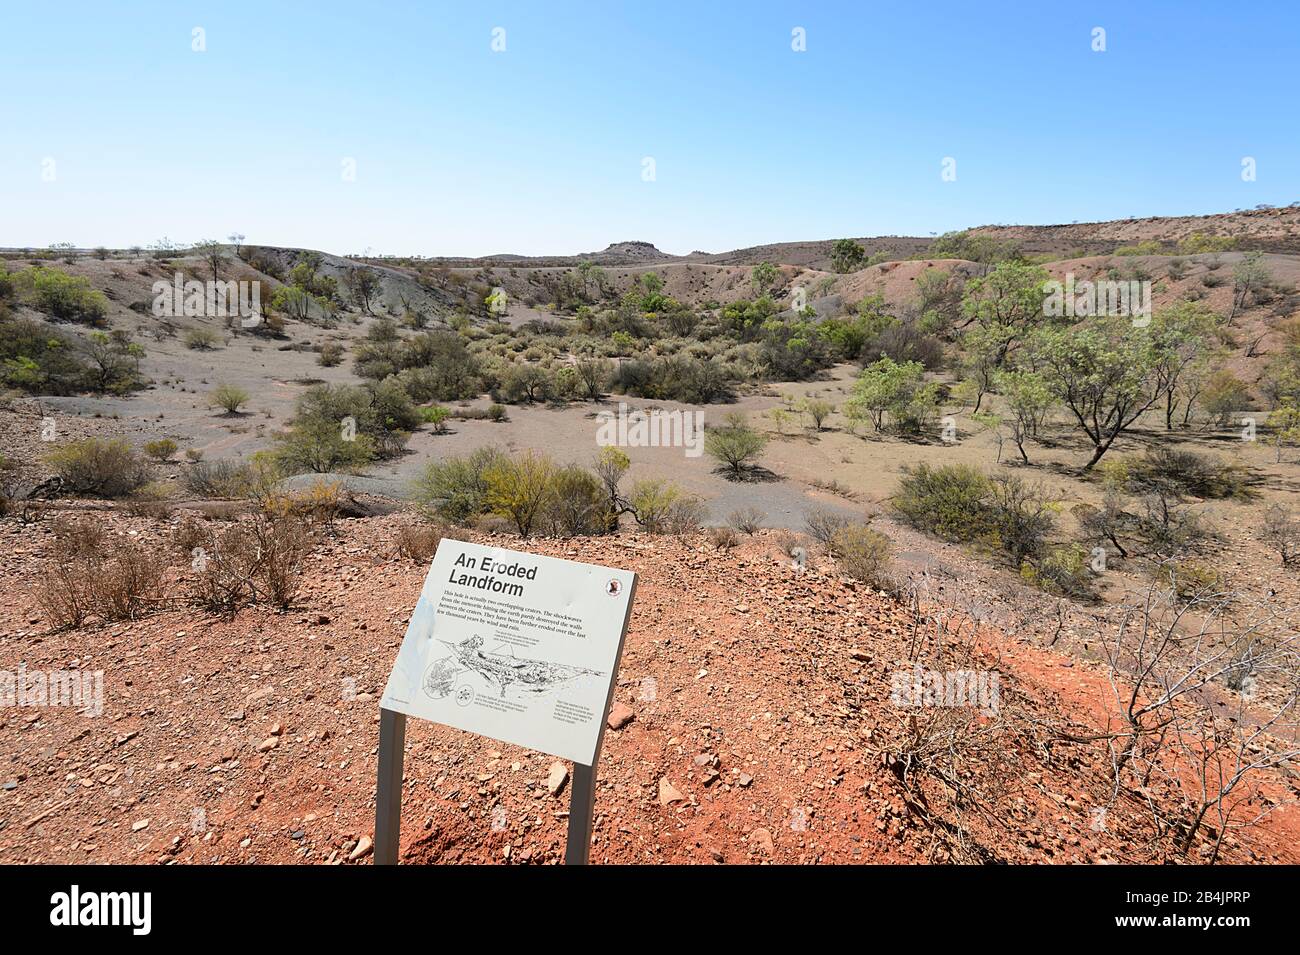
[120,497,174,520]
[50,513,107,559]
[770,529,813,569]
[1262,504,1299,567]
[395,522,447,562]
[707,526,738,551]
[264,479,345,532]
[871,611,1019,863]
[92,548,168,620]
[169,515,208,558]
[188,515,310,611]
[39,543,167,628]
[726,506,765,535]
[1097,577,1300,862]
[804,506,854,550]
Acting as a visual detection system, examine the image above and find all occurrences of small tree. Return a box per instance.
[344,267,382,314]
[751,262,780,295]
[846,356,934,434]
[1229,251,1271,322]
[1150,301,1217,430]
[1268,402,1300,462]
[575,358,612,400]
[801,398,834,431]
[994,370,1054,464]
[1198,369,1253,428]
[830,239,866,274]
[193,239,225,280]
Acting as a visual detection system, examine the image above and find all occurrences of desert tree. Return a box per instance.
[193,239,225,280]
[992,369,1054,463]
[344,267,382,314]
[846,356,936,434]
[483,450,555,537]
[1149,301,1218,430]
[830,238,866,274]
[751,261,780,296]
[1029,316,1163,470]
[1228,252,1271,322]
[575,358,613,400]
[704,414,767,477]
[957,261,1050,350]
[1267,401,1300,462]
[800,397,834,431]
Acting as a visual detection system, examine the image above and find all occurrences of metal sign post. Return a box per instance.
[374,707,406,866]
[373,718,614,866]
[563,761,598,865]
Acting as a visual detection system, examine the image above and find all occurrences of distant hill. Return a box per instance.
[385,206,1300,272]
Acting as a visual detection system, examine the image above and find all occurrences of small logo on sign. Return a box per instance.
[605,579,622,597]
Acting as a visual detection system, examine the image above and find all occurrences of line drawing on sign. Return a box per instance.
[422,635,607,700]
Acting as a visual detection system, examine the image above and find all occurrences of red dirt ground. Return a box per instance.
[1,513,1296,864]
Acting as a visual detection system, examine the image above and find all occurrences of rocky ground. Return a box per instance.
[1,510,1297,865]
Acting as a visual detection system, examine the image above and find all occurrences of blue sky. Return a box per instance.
[2,1,1297,256]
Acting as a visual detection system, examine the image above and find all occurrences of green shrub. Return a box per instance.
[1021,544,1094,599]
[318,342,344,367]
[183,327,222,350]
[23,267,109,324]
[411,447,507,525]
[274,381,417,473]
[0,316,118,394]
[1125,447,1248,500]
[611,355,733,403]
[143,438,178,462]
[892,463,995,541]
[628,479,705,534]
[988,474,1056,565]
[210,383,250,414]
[421,404,452,433]
[540,463,606,537]
[1153,560,1225,605]
[184,458,256,498]
[483,450,556,536]
[846,356,938,434]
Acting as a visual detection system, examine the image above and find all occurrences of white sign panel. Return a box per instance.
[380,539,636,765]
